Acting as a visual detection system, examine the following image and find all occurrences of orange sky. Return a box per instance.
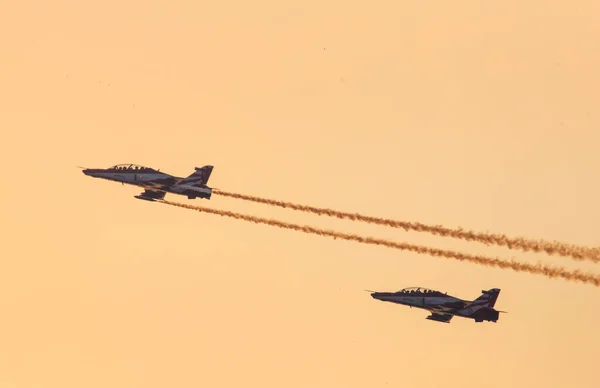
[1,1,600,387]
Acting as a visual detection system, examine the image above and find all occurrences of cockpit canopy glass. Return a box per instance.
[394,287,445,296]
[108,164,156,172]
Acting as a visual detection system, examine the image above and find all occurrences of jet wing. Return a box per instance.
[426,313,453,323]
[429,301,467,314]
[134,189,166,202]
[139,181,171,190]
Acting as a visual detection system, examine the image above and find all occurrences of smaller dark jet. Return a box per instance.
[369,287,506,323]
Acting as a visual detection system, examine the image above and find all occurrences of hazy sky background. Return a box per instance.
[2,1,600,387]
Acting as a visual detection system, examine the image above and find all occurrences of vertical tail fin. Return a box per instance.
[177,165,214,187]
[470,288,501,309]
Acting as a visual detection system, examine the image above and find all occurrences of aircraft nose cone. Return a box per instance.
[371,292,379,299]
[82,169,90,175]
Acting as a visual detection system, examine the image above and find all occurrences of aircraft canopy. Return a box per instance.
[395,287,446,296]
[109,164,157,172]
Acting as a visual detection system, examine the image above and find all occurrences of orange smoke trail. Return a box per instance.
[213,190,600,263]
[160,200,600,287]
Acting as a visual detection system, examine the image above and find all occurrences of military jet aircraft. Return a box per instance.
[369,287,506,323]
[81,163,214,202]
